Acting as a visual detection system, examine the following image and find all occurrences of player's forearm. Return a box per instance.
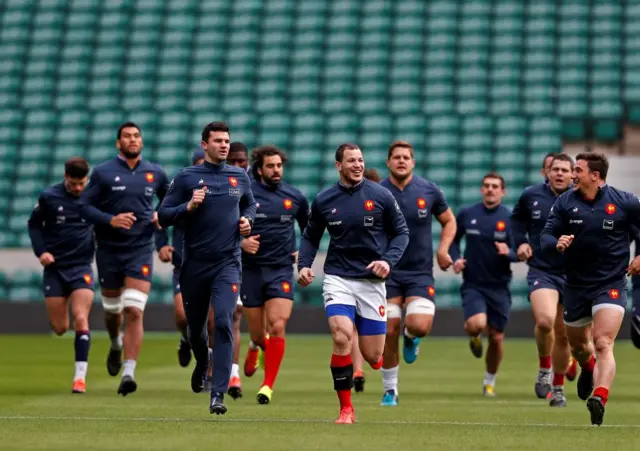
[382,233,410,268]
[540,233,559,253]
[79,204,113,226]
[511,222,529,247]
[449,240,462,261]
[507,248,519,262]
[437,219,456,254]
[157,203,189,228]
[154,229,169,251]
[27,226,47,257]
[297,238,319,270]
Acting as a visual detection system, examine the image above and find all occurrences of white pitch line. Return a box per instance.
[0,415,636,429]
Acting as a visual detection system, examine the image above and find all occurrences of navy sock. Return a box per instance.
[75,330,91,362]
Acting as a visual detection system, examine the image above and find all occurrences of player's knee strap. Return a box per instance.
[406,298,436,316]
[101,295,123,314]
[386,303,402,319]
[122,289,148,312]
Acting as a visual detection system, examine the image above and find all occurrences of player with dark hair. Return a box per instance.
[79,122,169,396]
[351,167,383,392]
[158,121,256,415]
[227,142,249,171]
[298,143,409,424]
[28,158,95,393]
[378,141,456,407]
[541,152,557,181]
[511,153,574,406]
[450,172,520,397]
[240,145,309,404]
[541,152,640,425]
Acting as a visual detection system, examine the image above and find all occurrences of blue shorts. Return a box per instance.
[385,274,436,301]
[526,267,565,303]
[43,265,94,298]
[461,282,511,332]
[563,280,628,326]
[241,265,295,308]
[96,247,153,290]
[172,266,181,295]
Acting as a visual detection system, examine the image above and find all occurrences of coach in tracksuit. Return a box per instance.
[80,122,169,396]
[28,158,95,394]
[158,121,256,416]
[541,152,640,426]
[298,143,409,425]
[511,153,574,406]
[450,172,519,398]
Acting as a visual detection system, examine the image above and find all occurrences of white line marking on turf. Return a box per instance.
[0,415,637,429]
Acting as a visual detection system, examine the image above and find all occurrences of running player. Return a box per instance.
[240,145,309,404]
[298,143,409,424]
[378,141,456,406]
[352,167,383,393]
[511,153,574,406]
[630,226,640,348]
[27,158,95,393]
[79,122,169,395]
[541,152,640,425]
[450,172,520,396]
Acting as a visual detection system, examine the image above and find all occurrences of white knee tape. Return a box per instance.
[406,298,436,316]
[387,303,402,319]
[102,296,123,314]
[122,289,148,312]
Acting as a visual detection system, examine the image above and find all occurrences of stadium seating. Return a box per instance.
[1,0,638,304]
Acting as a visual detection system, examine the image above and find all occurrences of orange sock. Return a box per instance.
[262,336,285,389]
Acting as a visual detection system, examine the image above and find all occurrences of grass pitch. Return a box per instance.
[1,334,640,450]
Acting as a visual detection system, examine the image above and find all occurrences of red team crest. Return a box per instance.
[282,281,291,293]
[283,199,293,210]
[145,172,154,183]
[427,286,436,297]
[141,265,150,277]
[228,177,238,187]
[83,274,92,284]
[379,305,385,317]
[364,200,375,211]
[496,221,506,232]
[605,204,616,215]
[417,198,427,209]
[232,283,238,293]
[609,289,620,300]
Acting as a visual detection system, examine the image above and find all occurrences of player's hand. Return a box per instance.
[517,243,533,261]
[241,235,260,254]
[453,258,466,274]
[110,212,136,229]
[158,245,173,263]
[366,260,391,278]
[298,267,315,287]
[436,250,453,271]
[39,252,55,267]
[239,217,252,236]
[556,234,574,253]
[152,211,162,230]
[291,250,299,264]
[627,256,640,276]
[494,242,510,256]
[187,187,206,212]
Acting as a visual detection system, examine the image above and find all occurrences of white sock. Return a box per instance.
[231,363,240,378]
[483,371,496,386]
[381,366,399,393]
[74,361,88,381]
[110,334,122,350]
[122,360,136,378]
[403,327,415,339]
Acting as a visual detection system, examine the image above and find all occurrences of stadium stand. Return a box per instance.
[1,0,638,307]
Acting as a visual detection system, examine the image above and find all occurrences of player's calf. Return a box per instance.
[464,315,486,359]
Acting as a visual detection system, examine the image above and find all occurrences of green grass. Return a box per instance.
[1,334,640,450]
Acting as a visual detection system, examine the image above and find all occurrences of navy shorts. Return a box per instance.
[563,280,628,326]
[96,247,153,290]
[172,266,181,295]
[241,265,294,308]
[461,282,511,332]
[526,267,565,303]
[385,274,436,301]
[43,265,94,298]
